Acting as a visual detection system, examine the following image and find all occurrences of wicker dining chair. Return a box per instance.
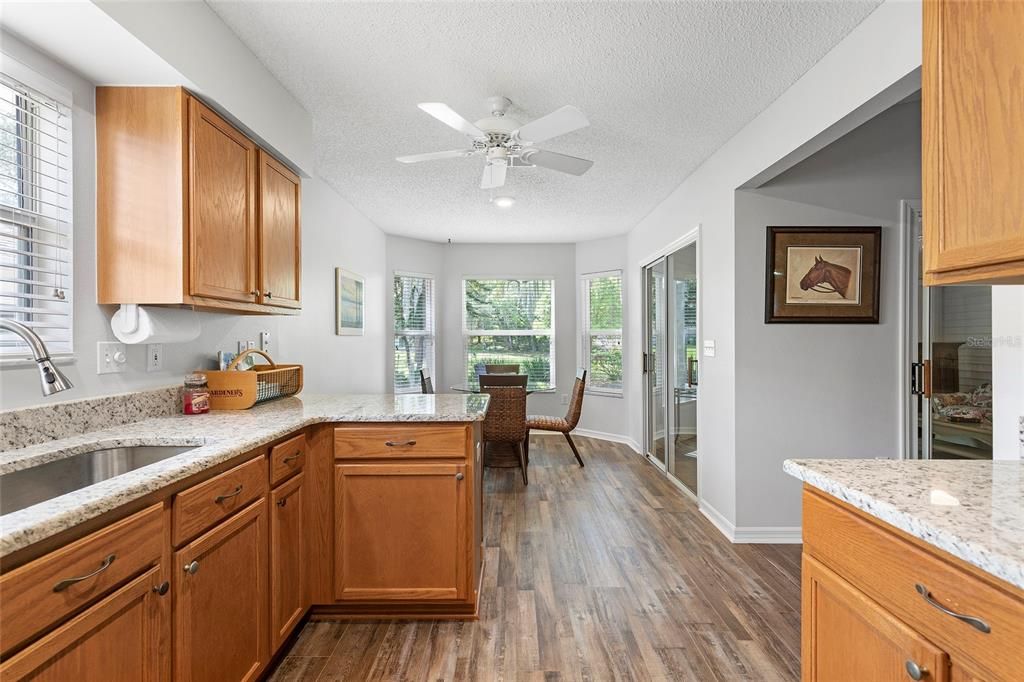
[526,369,587,467]
[481,386,529,485]
[485,363,520,374]
[479,373,528,389]
[419,368,434,394]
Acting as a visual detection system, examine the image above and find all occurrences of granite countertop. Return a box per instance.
[0,393,489,558]
[785,458,1023,591]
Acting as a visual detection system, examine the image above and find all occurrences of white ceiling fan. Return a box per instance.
[396,95,594,190]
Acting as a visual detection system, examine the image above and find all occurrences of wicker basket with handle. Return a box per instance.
[206,349,303,410]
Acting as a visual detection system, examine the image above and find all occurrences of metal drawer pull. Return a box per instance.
[52,554,116,592]
[455,473,464,481]
[384,439,417,447]
[904,660,926,680]
[184,561,199,575]
[153,581,170,596]
[914,583,991,633]
[276,498,288,508]
[282,453,301,463]
[214,485,243,504]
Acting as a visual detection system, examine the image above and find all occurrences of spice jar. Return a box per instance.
[183,372,210,415]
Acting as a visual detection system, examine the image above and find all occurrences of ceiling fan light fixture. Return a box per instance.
[492,195,515,209]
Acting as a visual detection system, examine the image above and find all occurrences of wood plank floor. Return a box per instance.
[268,435,802,681]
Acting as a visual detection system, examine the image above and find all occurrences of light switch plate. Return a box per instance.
[259,331,272,355]
[703,340,716,357]
[97,341,127,375]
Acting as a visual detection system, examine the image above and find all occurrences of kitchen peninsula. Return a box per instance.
[0,392,488,680]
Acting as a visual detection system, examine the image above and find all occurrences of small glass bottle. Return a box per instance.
[183,373,210,415]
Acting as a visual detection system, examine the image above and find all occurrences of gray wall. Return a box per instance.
[730,99,920,529]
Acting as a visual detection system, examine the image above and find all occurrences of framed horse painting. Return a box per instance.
[764,226,881,323]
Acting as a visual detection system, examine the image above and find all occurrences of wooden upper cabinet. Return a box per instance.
[334,462,469,602]
[802,555,949,682]
[97,87,301,313]
[188,99,258,304]
[258,150,302,309]
[923,0,1024,284]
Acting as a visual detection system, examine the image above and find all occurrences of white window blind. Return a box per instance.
[463,278,554,387]
[581,272,623,395]
[393,272,435,393]
[0,72,73,357]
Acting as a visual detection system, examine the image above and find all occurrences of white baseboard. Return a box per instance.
[699,501,802,544]
[534,428,642,454]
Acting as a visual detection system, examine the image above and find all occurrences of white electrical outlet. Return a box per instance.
[146,344,163,372]
[259,331,272,355]
[237,340,247,354]
[703,339,716,357]
[561,393,569,405]
[246,340,256,350]
[96,341,127,375]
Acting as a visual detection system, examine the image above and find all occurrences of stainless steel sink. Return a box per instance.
[0,445,196,515]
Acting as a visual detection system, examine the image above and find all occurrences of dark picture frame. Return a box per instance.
[764,226,881,324]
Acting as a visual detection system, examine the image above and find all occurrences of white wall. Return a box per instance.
[277,179,388,394]
[992,286,1024,460]
[93,0,313,174]
[575,236,632,444]
[624,0,922,530]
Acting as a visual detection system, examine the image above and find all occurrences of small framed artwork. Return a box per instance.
[335,268,365,335]
[764,226,881,323]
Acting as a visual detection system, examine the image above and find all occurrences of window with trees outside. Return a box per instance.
[393,272,434,393]
[463,278,554,387]
[581,271,623,395]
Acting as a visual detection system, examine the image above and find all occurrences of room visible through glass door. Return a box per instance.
[668,245,698,496]
[910,204,993,461]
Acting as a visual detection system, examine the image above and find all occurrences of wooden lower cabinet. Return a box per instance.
[802,555,949,682]
[270,473,306,650]
[0,566,169,681]
[174,499,268,682]
[802,486,1024,682]
[334,462,468,602]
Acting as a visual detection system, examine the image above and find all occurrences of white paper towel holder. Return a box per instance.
[111,304,202,345]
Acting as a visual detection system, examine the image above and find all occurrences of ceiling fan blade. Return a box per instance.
[480,161,507,189]
[418,103,486,139]
[396,149,474,163]
[512,105,589,144]
[521,149,593,176]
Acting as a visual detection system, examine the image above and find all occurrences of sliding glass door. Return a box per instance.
[643,242,699,496]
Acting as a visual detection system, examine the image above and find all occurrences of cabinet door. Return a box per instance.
[334,463,467,602]
[0,567,168,681]
[803,554,949,682]
[923,0,1024,284]
[174,500,267,682]
[188,98,258,303]
[270,473,306,650]
[258,150,301,309]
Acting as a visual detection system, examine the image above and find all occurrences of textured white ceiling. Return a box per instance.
[208,1,882,243]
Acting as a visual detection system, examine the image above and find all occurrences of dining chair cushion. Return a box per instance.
[526,415,570,432]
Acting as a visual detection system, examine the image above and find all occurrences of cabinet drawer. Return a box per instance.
[803,489,1024,678]
[334,425,466,459]
[270,433,305,486]
[173,455,267,546]
[0,503,164,656]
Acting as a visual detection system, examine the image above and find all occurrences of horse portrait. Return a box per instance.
[799,255,852,299]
